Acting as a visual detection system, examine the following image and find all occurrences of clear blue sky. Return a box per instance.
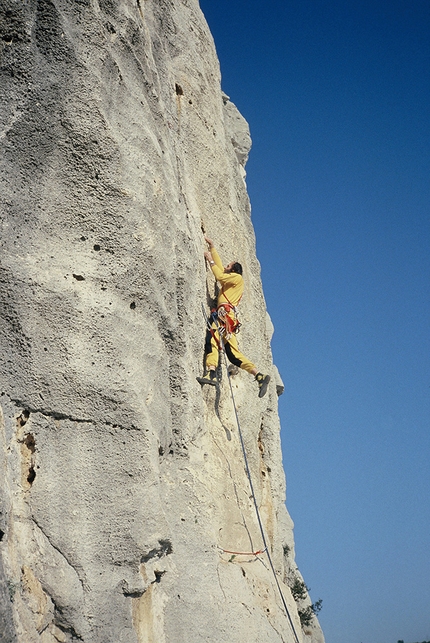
[199,2,430,642]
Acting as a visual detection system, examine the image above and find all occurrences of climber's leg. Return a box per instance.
[196,328,218,387]
[224,335,271,397]
[197,327,271,397]
[205,327,219,372]
[223,334,256,374]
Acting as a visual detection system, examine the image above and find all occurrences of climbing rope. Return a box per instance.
[219,547,267,557]
[201,306,301,643]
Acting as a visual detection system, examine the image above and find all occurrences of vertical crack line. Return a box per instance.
[136,0,144,21]
[216,564,227,601]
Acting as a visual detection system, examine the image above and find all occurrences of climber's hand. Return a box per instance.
[204,251,213,263]
[204,235,213,248]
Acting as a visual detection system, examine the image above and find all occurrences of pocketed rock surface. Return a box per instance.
[0,2,324,642]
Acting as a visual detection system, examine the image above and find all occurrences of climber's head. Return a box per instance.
[225,261,243,275]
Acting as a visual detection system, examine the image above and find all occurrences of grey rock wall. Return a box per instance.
[0,1,324,642]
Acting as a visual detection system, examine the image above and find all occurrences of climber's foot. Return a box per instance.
[255,373,270,398]
[196,371,217,387]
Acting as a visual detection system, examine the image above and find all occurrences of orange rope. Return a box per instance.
[220,547,266,557]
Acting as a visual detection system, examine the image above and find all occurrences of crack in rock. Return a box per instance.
[32,517,86,593]
[9,399,141,431]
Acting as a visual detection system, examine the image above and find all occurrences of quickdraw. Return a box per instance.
[216,303,241,338]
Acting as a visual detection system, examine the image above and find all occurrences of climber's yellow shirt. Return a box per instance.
[210,247,243,307]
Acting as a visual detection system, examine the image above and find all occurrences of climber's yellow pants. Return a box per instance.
[205,326,256,374]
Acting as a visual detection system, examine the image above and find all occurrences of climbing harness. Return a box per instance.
[201,304,301,643]
[217,289,241,338]
[203,304,240,347]
[216,303,241,338]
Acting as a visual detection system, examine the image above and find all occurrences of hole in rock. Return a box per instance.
[93,244,101,251]
[72,274,85,281]
[154,570,165,583]
[130,302,136,310]
[24,434,36,453]
[27,466,36,485]
[159,539,172,556]
[17,410,30,427]
[80,236,86,241]
[0,529,5,541]
[175,83,183,96]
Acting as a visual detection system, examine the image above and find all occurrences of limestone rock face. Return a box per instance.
[0,1,324,642]
[222,92,252,168]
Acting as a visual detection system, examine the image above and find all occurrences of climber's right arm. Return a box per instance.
[209,246,224,271]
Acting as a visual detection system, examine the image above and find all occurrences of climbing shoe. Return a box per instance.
[255,373,270,398]
[196,371,217,387]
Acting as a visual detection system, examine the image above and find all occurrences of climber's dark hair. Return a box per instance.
[231,262,243,275]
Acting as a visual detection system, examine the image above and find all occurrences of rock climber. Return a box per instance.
[197,235,271,398]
